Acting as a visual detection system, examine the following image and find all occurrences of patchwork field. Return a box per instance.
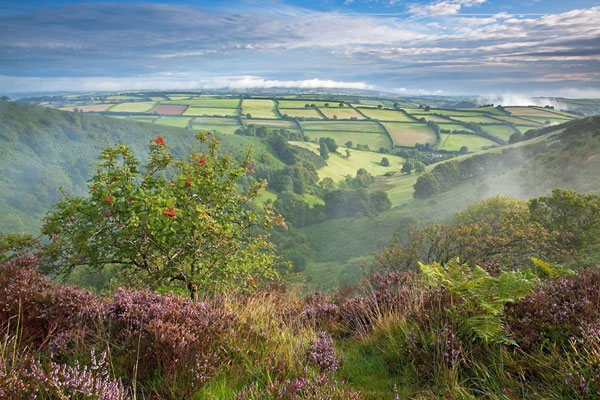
[279,109,323,119]
[439,133,498,151]
[278,100,340,108]
[184,107,238,117]
[108,101,156,113]
[301,120,383,133]
[489,115,541,126]
[403,108,475,116]
[152,104,188,115]
[128,115,158,124]
[59,104,113,112]
[480,124,517,141]
[163,98,240,108]
[167,95,192,101]
[437,123,474,133]
[522,116,570,125]
[244,119,297,129]
[191,117,241,135]
[289,141,404,181]
[319,107,364,120]
[449,115,502,124]
[358,108,415,122]
[410,114,453,123]
[304,130,391,150]
[381,122,437,147]
[505,106,571,118]
[242,99,278,119]
[154,116,192,128]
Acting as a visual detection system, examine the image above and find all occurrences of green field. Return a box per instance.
[449,115,502,124]
[520,116,570,125]
[410,114,453,123]
[301,120,383,133]
[488,115,541,126]
[279,108,323,119]
[167,95,192,101]
[128,115,158,124]
[183,107,238,117]
[480,124,517,141]
[154,116,192,128]
[303,130,391,150]
[439,133,498,151]
[403,108,475,116]
[244,119,297,130]
[505,106,567,118]
[381,122,437,147]
[290,141,404,181]
[191,117,241,134]
[437,123,474,133]
[278,100,341,108]
[163,98,240,108]
[107,101,157,113]
[358,108,414,122]
[319,107,364,120]
[242,99,279,119]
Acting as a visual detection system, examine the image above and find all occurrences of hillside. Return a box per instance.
[0,100,282,232]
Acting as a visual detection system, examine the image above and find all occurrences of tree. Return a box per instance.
[508,132,523,144]
[324,103,329,107]
[380,157,390,167]
[413,173,439,198]
[345,141,353,148]
[319,137,338,153]
[401,160,414,174]
[377,105,383,109]
[459,146,469,154]
[345,149,351,158]
[338,103,344,107]
[414,161,426,174]
[42,133,283,299]
[319,142,330,160]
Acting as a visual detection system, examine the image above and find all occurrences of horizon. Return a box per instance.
[1,0,599,98]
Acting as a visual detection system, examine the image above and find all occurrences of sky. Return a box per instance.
[0,0,599,97]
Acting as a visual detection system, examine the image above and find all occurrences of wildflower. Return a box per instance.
[186,180,193,187]
[51,234,57,243]
[200,156,205,165]
[163,207,176,218]
[155,136,165,145]
[92,185,97,190]
[171,179,176,184]
[223,249,228,254]
[249,277,258,285]
[247,164,253,172]
[105,196,113,204]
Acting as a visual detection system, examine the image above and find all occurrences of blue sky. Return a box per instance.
[0,0,599,97]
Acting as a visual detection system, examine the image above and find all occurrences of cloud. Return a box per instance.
[408,0,487,17]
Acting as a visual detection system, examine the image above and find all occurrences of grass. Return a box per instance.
[381,122,437,147]
[488,115,541,126]
[289,141,403,182]
[301,120,383,133]
[303,131,391,151]
[154,116,192,128]
[59,104,113,112]
[184,107,239,117]
[505,106,569,118]
[128,115,158,124]
[254,189,278,206]
[242,99,279,119]
[409,114,453,123]
[521,116,571,125]
[162,98,240,108]
[437,123,474,133]
[480,124,517,141]
[245,119,297,129]
[449,115,502,124]
[438,133,498,151]
[319,107,365,120]
[279,108,323,119]
[278,100,341,108]
[403,108,475,116]
[191,117,241,135]
[107,101,157,113]
[358,108,415,122]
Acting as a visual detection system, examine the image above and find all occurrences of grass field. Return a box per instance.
[439,133,498,151]
[301,120,383,133]
[128,115,158,124]
[105,95,139,101]
[152,104,188,115]
[154,116,192,128]
[278,100,341,108]
[279,108,323,119]
[358,108,414,122]
[289,141,404,181]
[381,122,436,147]
[480,124,517,141]
[184,107,239,117]
[505,106,568,118]
[107,101,156,113]
[191,117,241,135]
[163,98,240,108]
[403,108,475,116]
[449,115,502,124]
[437,123,474,133]
[59,104,113,112]
[488,115,541,126]
[520,116,570,125]
[167,95,192,101]
[303,130,391,150]
[244,119,297,129]
[516,125,538,134]
[410,114,453,123]
[242,99,278,119]
[319,107,365,120]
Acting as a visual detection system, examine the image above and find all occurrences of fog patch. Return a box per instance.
[481,93,570,110]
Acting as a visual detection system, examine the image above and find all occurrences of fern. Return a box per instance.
[531,257,575,278]
[419,259,535,344]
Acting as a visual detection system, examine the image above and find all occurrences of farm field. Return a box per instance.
[480,124,517,141]
[319,107,364,120]
[505,106,570,118]
[381,122,437,147]
[152,104,188,115]
[300,120,383,132]
[59,104,113,112]
[242,99,278,118]
[439,133,498,151]
[279,108,323,119]
[128,115,158,124]
[184,107,238,117]
[154,116,192,128]
[289,141,404,181]
[167,95,192,101]
[303,130,391,150]
[162,98,240,108]
[489,115,541,126]
[522,116,570,125]
[244,119,297,129]
[107,101,156,113]
[437,123,474,132]
[449,115,503,124]
[278,100,340,108]
[358,108,414,122]
[191,117,241,134]
[403,108,476,116]
[410,114,453,123]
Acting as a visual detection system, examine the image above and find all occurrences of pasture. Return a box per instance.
[245,119,297,129]
[279,108,323,119]
[438,133,498,151]
[381,122,437,147]
[191,117,241,135]
[184,107,239,117]
[128,115,158,124]
[107,101,157,113]
[154,116,192,128]
[319,107,365,120]
[437,123,474,133]
[480,124,517,141]
[300,120,383,133]
[505,106,569,118]
[488,115,541,126]
[449,115,502,124]
[59,104,113,112]
[242,99,279,119]
[303,130,391,150]
[163,98,240,108]
[278,100,340,108]
[152,104,188,115]
[410,114,453,123]
[358,108,415,122]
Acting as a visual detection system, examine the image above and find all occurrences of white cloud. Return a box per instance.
[408,0,487,17]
